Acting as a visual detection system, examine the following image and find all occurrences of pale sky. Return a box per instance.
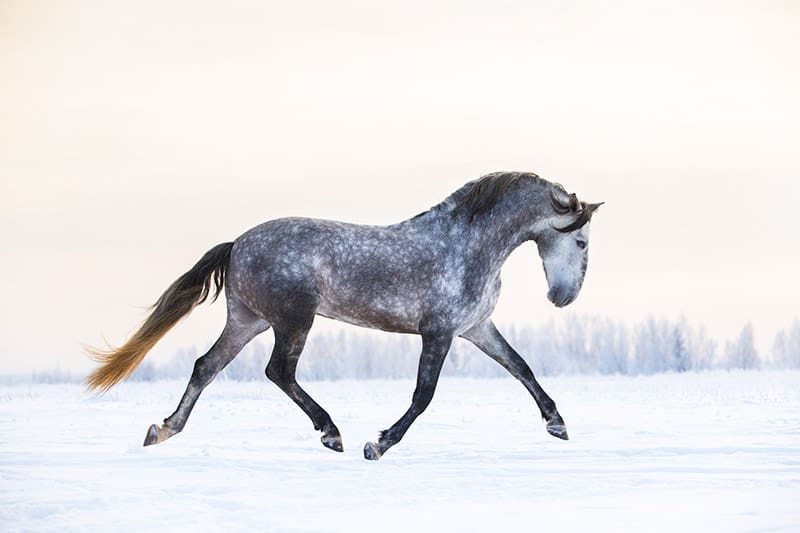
[1,0,799,373]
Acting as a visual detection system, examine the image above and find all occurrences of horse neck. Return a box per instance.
[466,200,542,271]
[398,193,544,273]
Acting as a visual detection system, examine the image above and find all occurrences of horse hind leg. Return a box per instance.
[144,304,269,446]
[266,321,343,453]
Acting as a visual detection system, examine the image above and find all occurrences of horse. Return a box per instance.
[86,171,602,460]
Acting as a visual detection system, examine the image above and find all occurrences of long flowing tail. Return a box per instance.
[85,242,235,392]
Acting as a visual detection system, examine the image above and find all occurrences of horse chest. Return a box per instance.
[448,275,501,332]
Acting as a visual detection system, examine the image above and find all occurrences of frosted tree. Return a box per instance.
[504,323,552,377]
[590,318,630,375]
[560,314,591,373]
[382,333,420,379]
[530,323,560,377]
[724,323,760,370]
[772,319,800,368]
[222,339,269,381]
[160,346,198,380]
[301,330,349,380]
[632,317,672,374]
[686,323,717,371]
[671,318,691,372]
[130,359,157,382]
[445,337,502,378]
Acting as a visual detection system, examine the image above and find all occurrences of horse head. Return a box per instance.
[534,184,603,308]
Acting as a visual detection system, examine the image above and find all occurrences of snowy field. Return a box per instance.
[2,371,798,532]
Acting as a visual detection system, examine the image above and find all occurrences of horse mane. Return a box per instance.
[447,171,539,222]
[415,171,601,230]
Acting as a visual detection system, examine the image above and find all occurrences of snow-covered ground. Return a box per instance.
[1,371,798,532]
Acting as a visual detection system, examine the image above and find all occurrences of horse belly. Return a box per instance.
[316,293,422,334]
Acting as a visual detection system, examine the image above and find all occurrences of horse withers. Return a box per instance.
[86,171,602,460]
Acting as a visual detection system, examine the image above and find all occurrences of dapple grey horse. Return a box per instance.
[87,171,602,460]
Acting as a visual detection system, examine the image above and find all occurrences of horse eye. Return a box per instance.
[576,240,587,250]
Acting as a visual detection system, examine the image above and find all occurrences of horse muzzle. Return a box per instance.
[547,286,576,308]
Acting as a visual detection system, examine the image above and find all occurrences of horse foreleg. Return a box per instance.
[144,311,269,446]
[461,320,568,440]
[266,326,343,452]
[364,334,452,460]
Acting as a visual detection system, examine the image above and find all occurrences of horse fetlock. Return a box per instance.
[143,423,178,446]
[364,430,397,460]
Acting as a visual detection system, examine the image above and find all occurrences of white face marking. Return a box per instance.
[537,216,591,308]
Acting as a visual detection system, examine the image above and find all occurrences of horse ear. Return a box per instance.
[550,184,574,214]
[586,202,604,214]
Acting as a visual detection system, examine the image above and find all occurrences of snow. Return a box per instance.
[2,371,799,532]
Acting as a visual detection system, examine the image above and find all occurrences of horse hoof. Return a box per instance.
[143,424,160,446]
[363,441,382,461]
[321,434,344,452]
[546,418,569,440]
[143,424,175,446]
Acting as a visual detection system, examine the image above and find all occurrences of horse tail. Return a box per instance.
[85,242,235,392]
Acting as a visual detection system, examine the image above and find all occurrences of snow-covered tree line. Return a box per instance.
[121,315,796,382]
[6,316,797,385]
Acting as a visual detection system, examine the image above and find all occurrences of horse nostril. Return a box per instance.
[548,286,575,307]
[548,286,563,305]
